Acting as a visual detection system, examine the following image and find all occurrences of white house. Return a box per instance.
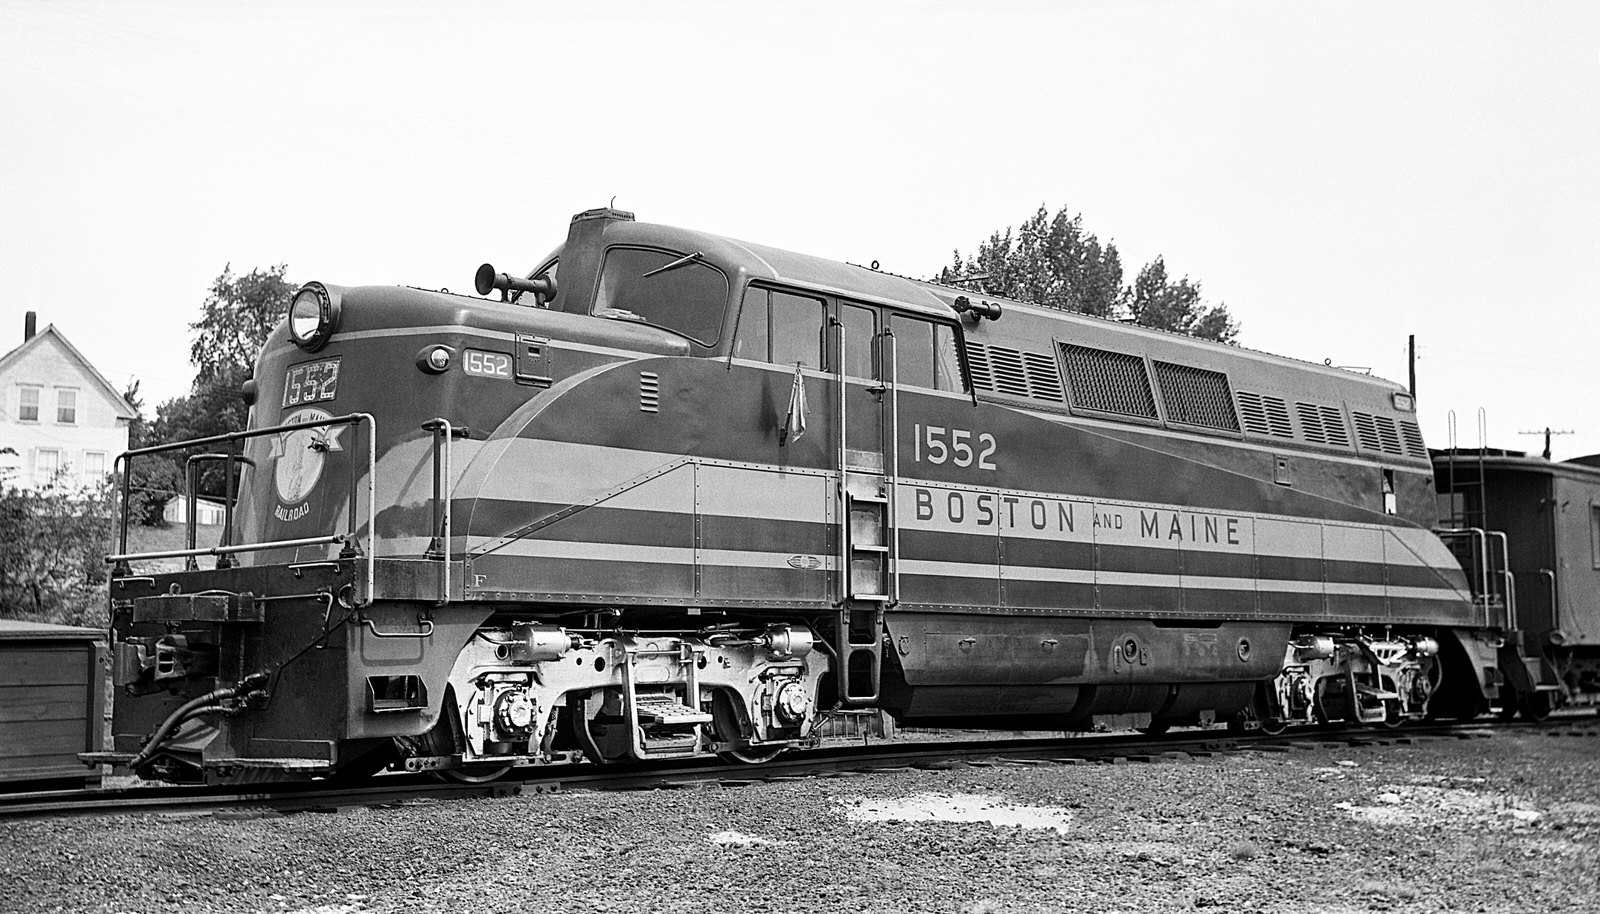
[0,313,137,490]
[162,495,228,526]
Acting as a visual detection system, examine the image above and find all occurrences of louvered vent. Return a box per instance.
[1236,391,1293,438]
[1153,362,1239,431]
[985,345,1032,397]
[965,341,994,392]
[1351,412,1407,456]
[963,341,1065,401]
[1021,351,1066,401]
[1400,420,1427,458]
[1060,344,1158,419]
[639,371,660,413]
[1296,402,1350,447]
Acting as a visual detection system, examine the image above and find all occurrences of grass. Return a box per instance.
[120,521,224,572]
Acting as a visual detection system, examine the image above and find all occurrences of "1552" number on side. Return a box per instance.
[913,424,997,470]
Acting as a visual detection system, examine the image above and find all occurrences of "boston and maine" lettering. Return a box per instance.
[906,485,1243,547]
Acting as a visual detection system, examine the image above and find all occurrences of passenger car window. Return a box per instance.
[890,315,963,391]
[594,247,729,345]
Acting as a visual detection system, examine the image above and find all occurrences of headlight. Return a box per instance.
[289,283,340,351]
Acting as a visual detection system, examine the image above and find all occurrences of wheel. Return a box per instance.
[413,688,514,784]
[1378,699,1404,730]
[1520,692,1553,722]
[709,689,786,764]
[438,764,514,784]
[1258,717,1288,736]
[1139,721,1171,736]
[718,746,785,765]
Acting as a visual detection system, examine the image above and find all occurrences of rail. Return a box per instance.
[108,413,378,605]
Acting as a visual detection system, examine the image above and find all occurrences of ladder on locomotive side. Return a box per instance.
[831,317,896,707]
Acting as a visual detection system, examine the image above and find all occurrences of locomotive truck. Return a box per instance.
[95,208,1551,784]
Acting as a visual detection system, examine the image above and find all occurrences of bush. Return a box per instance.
[0,471,115,628]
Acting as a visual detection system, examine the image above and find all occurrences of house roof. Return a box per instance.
[0,324,138,420]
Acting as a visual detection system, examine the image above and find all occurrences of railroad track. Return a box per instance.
[5,716,1596,821]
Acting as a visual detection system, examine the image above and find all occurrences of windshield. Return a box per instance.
[593,247,729,345]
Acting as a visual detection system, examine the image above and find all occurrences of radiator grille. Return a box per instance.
[1060,344,1157,419]
[1153,361,1239,431]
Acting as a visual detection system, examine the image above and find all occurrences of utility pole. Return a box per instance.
[1407,334,1416,399]
[1518,427,1575,460]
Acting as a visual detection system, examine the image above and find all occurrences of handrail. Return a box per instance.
[1541,568,1558,632]
[422,418,455,604]
[884,329,900,606]
[108,535,344,564]
[833,315,847,606]
[182,453,256,570]
[110,412,378,607]
[1488,530,1514,630]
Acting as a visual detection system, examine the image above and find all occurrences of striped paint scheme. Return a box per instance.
[372,434,1475,622]
[896,477,1471,620]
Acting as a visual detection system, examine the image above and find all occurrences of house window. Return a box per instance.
[35,448,61,483]
[18,386,40,422]
[57,389,77,424]
[83,451,107,481]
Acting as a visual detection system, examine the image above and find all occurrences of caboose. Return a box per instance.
[1434,447,1600,716]
[99,208,1520,783]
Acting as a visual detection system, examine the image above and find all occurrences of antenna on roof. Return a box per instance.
[1518,427,1575,460]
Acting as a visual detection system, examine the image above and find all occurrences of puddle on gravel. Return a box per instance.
[708,830,795,847]
[845,792,1073,833]
[1335,784,1541,828]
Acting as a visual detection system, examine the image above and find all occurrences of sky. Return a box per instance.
[2,0,1596,459]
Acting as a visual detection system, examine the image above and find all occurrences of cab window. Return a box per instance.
[837,304,877,379]
[738,286,826,369]
[890,315,963,391]
[594,247,729,345]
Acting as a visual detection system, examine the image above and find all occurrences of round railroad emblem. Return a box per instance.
[271,407,342,508]
[787,555,822,571]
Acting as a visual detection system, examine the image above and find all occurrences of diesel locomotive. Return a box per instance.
[96,208,1553,783]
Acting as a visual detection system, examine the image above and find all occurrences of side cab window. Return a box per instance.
[890,314,964,392]
[736,286,826,369]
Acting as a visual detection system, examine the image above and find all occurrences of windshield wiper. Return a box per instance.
[641,251,704,278]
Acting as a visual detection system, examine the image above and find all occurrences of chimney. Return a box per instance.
[24,312,36,341]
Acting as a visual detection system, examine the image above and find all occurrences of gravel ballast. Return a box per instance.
[2,728,1596,913]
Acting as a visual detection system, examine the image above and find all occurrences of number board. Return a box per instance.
[463,349,513,379]
[283,358,341,408]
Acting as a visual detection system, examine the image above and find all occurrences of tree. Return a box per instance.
[190,263,295,393]
[939,205,1126,320]
[126,264,295,510]
[120,379,184,525]
[940,204,1239,343]
[1128,257,1239,344]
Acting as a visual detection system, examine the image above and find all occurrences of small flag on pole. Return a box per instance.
[780,363,807,446]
